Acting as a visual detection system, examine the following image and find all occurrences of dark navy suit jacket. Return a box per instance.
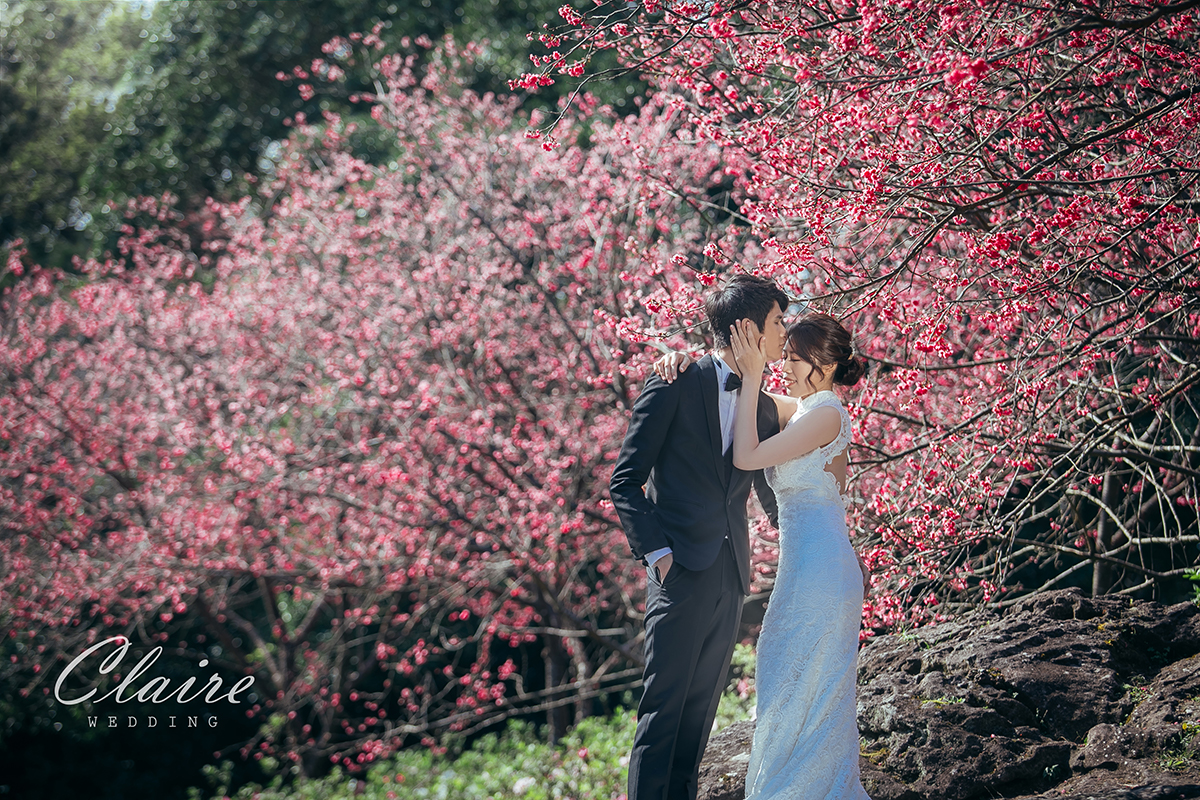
[609,354,780,596]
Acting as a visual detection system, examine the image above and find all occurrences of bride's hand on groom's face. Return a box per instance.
[730,319,768,379]
[652,351,694,383]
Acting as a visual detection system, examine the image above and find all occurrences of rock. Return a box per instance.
[1033,788,1200,799]
[696,720,755,800]
[1124,655,1200,756]
[1071,724,1128,770]
[697,589,1200,800]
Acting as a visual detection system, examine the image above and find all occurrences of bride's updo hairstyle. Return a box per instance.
[785,313,867,389]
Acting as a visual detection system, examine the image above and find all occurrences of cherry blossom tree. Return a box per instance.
[529,0,1200,628]
[0,40,740,775]
[4,2,1199,779]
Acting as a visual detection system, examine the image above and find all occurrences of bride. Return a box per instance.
[656,311,870,799]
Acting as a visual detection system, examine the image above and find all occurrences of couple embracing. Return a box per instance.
[610,275,872,800]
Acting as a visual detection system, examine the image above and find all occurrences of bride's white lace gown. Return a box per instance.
[744,390,870,800]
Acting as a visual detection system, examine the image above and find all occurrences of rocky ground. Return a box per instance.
[698,588,1200,800]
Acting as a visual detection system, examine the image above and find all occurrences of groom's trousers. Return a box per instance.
[628,537,744,800]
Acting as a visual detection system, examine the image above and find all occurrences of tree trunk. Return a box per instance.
[544,634,572,744]
[1092,447,1122,596]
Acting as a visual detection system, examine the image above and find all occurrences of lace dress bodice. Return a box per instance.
[764,390,852,509]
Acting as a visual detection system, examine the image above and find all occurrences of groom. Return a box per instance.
[610,274,790,800]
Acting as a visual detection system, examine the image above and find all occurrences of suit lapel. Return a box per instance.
[696,355,729,489]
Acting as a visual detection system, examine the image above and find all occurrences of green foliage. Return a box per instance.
[896,626,934,650]
[712,643,756,732]
[1159,721,1200,771]
[1,0,646,274]
[0,0,144,267]
[192,713,639,800]
[1184,568,1200,605]
[1124,681,1151,705]
[450,0,647,119]
[93,0,422,204]
[194,650,759,799]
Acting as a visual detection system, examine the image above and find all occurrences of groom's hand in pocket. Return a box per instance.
[653,552,674,582]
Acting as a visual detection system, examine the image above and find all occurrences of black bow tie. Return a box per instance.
[723,372,742,392]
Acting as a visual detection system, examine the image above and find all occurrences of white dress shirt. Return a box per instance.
[647,354,739,571]
[712,355,740,454]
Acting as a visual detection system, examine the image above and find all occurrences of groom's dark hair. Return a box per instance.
[705,274,790,348]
